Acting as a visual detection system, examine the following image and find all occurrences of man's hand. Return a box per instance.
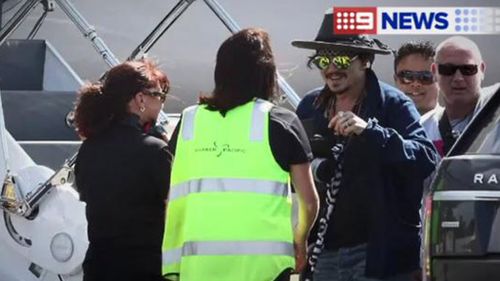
[328,111,367,136]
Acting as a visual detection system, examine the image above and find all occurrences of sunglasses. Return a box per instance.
[312,55,359,70]
[145,88,169,103]
[437,64,478,76]
[396,70,434,85]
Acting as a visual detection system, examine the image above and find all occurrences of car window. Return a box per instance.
[460,97,500,155]
[476,120,500,154]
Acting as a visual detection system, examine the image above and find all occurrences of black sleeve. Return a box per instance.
[168,118,181,156]
[269,106,313,172]
[74,151,84,199]
[74,142,88,201]
[152,145,172,201]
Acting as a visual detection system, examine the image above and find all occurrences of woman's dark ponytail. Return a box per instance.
[74,82,112,139]
[73,59,169,139]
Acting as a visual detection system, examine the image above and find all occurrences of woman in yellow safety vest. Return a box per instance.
[162,28,319,281]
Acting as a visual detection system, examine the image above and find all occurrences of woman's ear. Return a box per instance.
[134,92,146,107]
[128,92,146,115]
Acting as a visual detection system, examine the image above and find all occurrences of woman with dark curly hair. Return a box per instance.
[74,59,171,281]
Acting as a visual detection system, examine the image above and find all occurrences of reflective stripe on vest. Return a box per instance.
[163,99,294,279]
[181,105,198,141]
[163,240,294,266]
[180,99,272,142]
[250,99,273,141]
[169,178,288,201]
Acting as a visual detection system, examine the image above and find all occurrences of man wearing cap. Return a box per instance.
[292,9,438,281]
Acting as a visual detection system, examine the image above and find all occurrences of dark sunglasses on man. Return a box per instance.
[396,70,435,85]
[437,64,479,76]
[145,87,169,103]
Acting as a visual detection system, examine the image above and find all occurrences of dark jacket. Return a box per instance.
[75,114,171,280]
[297,70,438,278]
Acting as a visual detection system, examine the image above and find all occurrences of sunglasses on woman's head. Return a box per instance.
[396,70,434,85]
[437,64,478,76]
[312,54,359,70]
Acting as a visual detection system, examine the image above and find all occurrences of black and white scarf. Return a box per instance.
[302,141,346,281]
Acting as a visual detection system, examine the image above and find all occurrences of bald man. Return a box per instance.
[421,36,488,156]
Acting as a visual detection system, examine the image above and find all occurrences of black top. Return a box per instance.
[75,114,171,275]
[169,105,313,171]
[299,93,370,250]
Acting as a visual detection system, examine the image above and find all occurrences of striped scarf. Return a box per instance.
[303,141,345,281]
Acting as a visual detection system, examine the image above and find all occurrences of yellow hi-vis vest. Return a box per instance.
[162,99,295,281]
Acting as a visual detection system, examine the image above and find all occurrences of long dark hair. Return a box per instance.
[200,28,277,112]
[74,59,168,139]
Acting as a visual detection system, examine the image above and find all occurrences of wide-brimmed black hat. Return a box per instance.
[291,9,393,55]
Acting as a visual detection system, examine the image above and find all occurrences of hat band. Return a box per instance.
[314,36,390,52]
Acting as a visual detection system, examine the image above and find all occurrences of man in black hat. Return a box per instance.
[293,8,438,281]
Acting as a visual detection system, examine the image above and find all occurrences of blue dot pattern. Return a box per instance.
[454,8,486,33]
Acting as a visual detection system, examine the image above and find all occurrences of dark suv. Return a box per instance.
[423,86,500,281]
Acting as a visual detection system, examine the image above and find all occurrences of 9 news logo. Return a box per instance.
[333,7,377,34]
[332,7,500,35]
